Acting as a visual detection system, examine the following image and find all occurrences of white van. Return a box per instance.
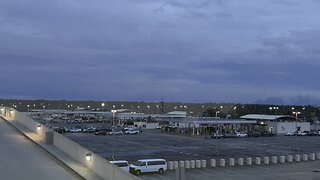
[110,160,129,172]
[129,159,167,175]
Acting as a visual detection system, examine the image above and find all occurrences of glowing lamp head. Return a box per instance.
[86,153,92,161]
[37,124,41,130]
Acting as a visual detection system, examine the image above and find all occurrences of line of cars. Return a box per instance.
[52,126,141,136]
[110,159,167,175]
[285,130,320,136]
[95,127,140,136]
[211,131,276,139]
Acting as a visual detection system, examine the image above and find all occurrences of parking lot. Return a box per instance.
[65,129,320,163]
[139,160,320,180]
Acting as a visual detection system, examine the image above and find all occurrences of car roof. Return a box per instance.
[137,159,166,162]
[110,160,128,163]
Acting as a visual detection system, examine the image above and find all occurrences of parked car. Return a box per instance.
[260,131,276,137]
[125,129,140,135]
[211,133,224,139]
[69,127,82,133]
[82,127,96,133]
[95,129,112,135]
[235,132,248,138]
[130,159,167,175]
[112,130,123,135]
[297,131,307,136]
[169,124,178,129]
[110,160,129,172]
[309,130,320,136]
[247,131,260,137]
[52,127,66,134]
[285,132,296,136]
[223,133,236,138]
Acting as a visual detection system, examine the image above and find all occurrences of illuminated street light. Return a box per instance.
[215,111,220,117]
[292,111,301,151]
[101,103,105,107]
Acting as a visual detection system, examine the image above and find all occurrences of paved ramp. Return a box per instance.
[0,118,77,180]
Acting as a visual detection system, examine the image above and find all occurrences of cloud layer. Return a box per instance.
[1,0,320,104]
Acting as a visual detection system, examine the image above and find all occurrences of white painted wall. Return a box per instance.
[267,121,310,134]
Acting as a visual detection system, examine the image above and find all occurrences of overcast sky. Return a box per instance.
[1,0,320,105]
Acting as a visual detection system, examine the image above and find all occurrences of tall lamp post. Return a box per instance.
[111,109,117,160]
[293,111,301,151]
[214,111,220,156]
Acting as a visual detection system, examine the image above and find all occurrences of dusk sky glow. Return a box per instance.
[1,0,320,105]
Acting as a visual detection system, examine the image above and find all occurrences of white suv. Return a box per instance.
[235,132,248,138]
[130,159,167,175]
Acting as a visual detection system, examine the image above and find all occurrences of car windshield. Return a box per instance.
[133,161,142,166]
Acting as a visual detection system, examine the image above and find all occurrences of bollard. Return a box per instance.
[246,157,252,165]
[310,153,316,161]
[201,160,206,168]
[264,157,269,164]
[287,155,293,163]
[303,154,308,161]
[220,159,226,167]
[280,156,285,163]
[196,160,201,168]
[255,157,261,165]
[185,161,190,169]
[229,158,235,166]
[179,161,185,168]
[238,158,244,166]
[190,160,195,168]
[295,155,301,162]
[168,161,174,170]
[317,153,320,160]
[210,159,216,168]
[174,161,179,169]
[272,156,277,164]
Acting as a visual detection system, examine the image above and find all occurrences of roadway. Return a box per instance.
[0,118,77,180]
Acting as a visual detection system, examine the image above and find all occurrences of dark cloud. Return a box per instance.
[0,0,320,104]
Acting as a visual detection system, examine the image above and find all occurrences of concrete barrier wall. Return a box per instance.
[1,108,138,180]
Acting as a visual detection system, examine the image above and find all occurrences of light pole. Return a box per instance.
[213,111,220,155]
[215,111,220,118]
[292,111,301,151]
[111,109,117,160]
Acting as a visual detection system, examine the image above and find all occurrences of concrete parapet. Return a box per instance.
[238,158,244,166]
[190,160,195,168]
[229,158,235,166]
[210,159,216,167]
[168,161,174,170]
[220,159,226,167]
[179,161,185,168]
[255,157,261,165]
[185,161,190,169]
[264,157,269,164]
[271,156,277,164]
[295,155,301,162]
[287,155,293,163]
[201,160,206,168]
[279,156,285,163]
[303,154,308,161]
[246,157,252,165]
[196,160,201,168]
[310,153,316,161]
[174,161,179,169]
